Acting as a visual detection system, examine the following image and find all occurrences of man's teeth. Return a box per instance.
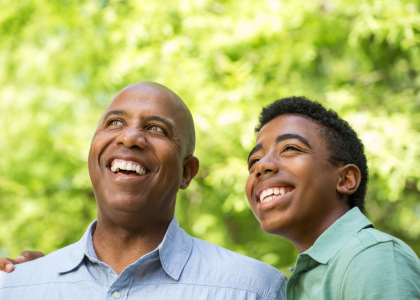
[111,160,146,175]
[260,188,286,203]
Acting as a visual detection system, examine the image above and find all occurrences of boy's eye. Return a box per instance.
[283,146,299,152]
[248,159,260,170]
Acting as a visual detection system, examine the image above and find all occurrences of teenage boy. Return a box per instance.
[246,96,420,299]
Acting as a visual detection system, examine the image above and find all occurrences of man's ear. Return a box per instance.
[336,164,361,196]
[180,156,199,189]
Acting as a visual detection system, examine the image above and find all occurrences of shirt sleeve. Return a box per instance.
[340,241,420,300]
[274,278,286,300]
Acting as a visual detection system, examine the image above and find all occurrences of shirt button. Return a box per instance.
[113,291,121,299]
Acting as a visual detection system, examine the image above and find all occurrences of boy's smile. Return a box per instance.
[246,114,350,252]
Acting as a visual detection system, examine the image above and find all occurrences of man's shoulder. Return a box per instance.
[184,237,286,299]
[0,243,79,289]
[190,237,284,276]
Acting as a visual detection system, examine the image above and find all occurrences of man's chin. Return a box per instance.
[99,196,151,215]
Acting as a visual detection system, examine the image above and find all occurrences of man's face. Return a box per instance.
[245,114,343,239]
[88,84,190,224]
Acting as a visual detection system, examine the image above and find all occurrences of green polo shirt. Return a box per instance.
[286,207,420,300]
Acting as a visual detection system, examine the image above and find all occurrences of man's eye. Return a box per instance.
[109,120,123,126]
[149,125,164,133]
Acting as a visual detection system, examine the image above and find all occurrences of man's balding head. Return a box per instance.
[89,81,199,228]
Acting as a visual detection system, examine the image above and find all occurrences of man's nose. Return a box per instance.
[255,152,279,178]
[115,127,147,149]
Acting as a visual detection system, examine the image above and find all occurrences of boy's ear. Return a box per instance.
[336,164,361,196]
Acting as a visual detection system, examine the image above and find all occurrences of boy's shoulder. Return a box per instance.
[335,227,420,298]
[353,227,420,263]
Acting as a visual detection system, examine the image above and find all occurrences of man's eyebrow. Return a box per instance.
[248,143,263,162]
[147,116,174,129]
[275,133,311,148]
[103,109,128,120]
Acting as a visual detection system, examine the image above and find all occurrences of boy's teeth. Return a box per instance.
[120,161,127,170]
[127,162,133,171]
[262,196,274,203]
[260,187,290,202]
[261,191,267,199]
[111,164,117,172]
[136,165,140,173]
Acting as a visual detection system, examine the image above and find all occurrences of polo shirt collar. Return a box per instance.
[304,207,373,265]
[58,217,193,280]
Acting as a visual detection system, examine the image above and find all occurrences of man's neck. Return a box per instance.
[92,217,172,275]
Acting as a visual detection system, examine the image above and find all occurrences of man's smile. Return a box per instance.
[109,158,149,175]
[104,156,152,182]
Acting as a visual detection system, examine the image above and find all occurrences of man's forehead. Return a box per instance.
[103,86,180,118]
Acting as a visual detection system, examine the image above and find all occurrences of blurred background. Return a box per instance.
[1,0,420,275]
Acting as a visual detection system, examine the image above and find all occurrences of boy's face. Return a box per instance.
[246,114,347,240]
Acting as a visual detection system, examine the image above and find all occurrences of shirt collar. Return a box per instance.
[58,217,193,280]
[304,207,373,264]
[158,217,193,280]
[57,220,96,275]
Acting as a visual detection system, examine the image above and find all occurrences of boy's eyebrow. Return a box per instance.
[248,143,263,162]
[275,134,311,149]
[248,133,312,161]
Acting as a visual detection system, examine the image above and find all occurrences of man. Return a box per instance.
[0,82,286,299]
[246,96,420,299]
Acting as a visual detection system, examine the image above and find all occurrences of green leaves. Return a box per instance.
[1,0,419,272]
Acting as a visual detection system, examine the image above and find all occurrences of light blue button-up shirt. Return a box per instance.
[0,217,286,299]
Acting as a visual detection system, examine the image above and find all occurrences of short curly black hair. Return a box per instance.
[256,96,368,212]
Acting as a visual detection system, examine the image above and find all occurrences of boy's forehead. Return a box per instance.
[257,114,320,142]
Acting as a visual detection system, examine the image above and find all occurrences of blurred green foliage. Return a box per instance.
[1,0,420,275]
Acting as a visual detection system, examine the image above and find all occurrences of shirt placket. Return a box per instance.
[286,254,313,300]
[105,253,159,300]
